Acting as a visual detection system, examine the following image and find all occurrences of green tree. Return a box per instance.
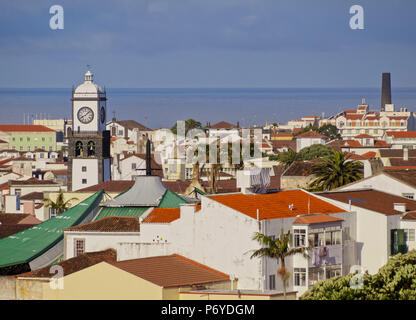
[317,124,341,140]
[294,124,341,141]
[276,148,298,167]
[309,150,363,191]
[296,144,333,161]
[301,250,416,300]
[43,190,79,215]
[171,118,202,135]
[251,229,310,298]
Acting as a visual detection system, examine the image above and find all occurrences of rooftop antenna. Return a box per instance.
[136,139,162,176]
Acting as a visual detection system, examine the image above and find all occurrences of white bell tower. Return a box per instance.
[68,70,111,191]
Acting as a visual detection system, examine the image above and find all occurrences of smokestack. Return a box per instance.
[381,73,391,112]
[404,148,409,161]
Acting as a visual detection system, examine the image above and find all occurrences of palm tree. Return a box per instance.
[251,228,310,298]
[278,148,298,168]
[43,189,78,216]
[309,150,363,191]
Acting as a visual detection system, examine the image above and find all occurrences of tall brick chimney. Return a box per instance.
[381,73,392,112]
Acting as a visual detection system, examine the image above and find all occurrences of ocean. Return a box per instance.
[0,88,415,129]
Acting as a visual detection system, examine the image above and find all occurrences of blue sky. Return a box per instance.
[1,0,416,88]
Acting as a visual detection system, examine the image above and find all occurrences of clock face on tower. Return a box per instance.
[77,107,94,124]
[100,107,105,123]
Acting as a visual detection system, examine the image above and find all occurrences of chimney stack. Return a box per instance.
[381,73,392,112]
[403,148,409,161]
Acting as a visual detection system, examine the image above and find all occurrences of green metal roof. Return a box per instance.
[0,191,103,268]
[94,189,188,220]
[158,190,188,208]
[95,207,149,220]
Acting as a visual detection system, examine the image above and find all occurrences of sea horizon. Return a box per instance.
[1,87,415,129]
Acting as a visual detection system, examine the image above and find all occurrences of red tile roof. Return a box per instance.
[293,213,343,225]
[296,131,327,139]
[18,249,117,278]
[355,134,374,138]
[374,140,390,147]
[209,121,237,129]
[386,131,416,139]
[0,125,55,132]
[142,208,181,223]
[64,216,140,232]
[110,254,230,288]
[9,178,58,185]
[208,190,345,220]
[402,212,416,220]
[361,151,377,159]
[77,180,135,193]
[320,190,416,216]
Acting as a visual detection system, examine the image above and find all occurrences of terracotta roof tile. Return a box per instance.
[386,131,416,139]
[209,121,237,129]
[9,178,58,185]
[355,134,374,138]
[0,125,55,133]
[296,131,327,139]
[293,213,344,225]
[402,211,416,220]
[18,249,117,278]
[320,189,416,215]
[77,180,135,193]
[142,208,180,223]
[20,192,44,201]
[110,254,229,288]
[64,216,140,232]
[209,190,345,220]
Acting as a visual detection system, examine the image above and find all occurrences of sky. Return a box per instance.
[1,0,416,88]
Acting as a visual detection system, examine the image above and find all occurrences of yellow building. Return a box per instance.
[11,251,233,300]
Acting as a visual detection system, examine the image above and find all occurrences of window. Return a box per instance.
[20,146,23,151]
[49,146,52,151]
[82,166,87,172]
[87,141,95,156]
[75,141,83,157]
[309,228,325,247]
[50,208,59,218]
[169,163,177,173]
[74,239,85,257]
[293,229,306,247]
[20,137,23,142]
[308,267,325,286]
[269,275,276,290]
[132,163,137,170]
[27,137,30,142]
[42,137,45,142]
[294,268,306,286]
[326,267,341,279]
[404,229,415,242]
[325,227,342,245]
[118,130,123,136]
[15,189,22,196]
[82,179,87,184]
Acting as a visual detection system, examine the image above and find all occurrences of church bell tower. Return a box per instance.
[68,70,111,191]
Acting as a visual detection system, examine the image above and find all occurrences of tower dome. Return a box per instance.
[74,70,104,95]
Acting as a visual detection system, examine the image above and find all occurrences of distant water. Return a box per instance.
[0,88,415,129]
